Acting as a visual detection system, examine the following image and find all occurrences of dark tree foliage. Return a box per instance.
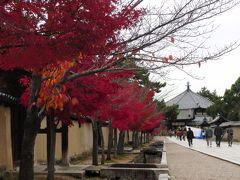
[198,87,223,118]
[198,82,240,121]
[198,87,220,103]
[222,77,240,121]
[156,100,179,129]
[133,66,166,93]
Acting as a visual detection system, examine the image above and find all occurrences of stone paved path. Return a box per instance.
[168,136,240,165]
[165,138,240,180]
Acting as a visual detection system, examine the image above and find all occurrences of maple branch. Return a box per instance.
[56,57,127,87]
[0,44,28,50]
[129,0,144,8]
[55,36,238,89]
[117,0,239,69]
[41,76,52,82]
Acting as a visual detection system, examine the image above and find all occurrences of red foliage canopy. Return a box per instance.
[108,81,164,132]
[53,71,133,125]
[0,0,141,69]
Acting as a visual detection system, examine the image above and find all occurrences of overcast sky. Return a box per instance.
[145,1,240,101]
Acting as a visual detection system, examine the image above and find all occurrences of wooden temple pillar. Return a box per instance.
[46,117,69,168]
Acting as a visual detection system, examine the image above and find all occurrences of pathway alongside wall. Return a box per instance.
[165,137,240,180]
[168,136,240,165]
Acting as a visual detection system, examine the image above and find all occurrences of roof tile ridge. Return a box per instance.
[166,90,187,103]
[175,90,188,104]
[188,89,199,107]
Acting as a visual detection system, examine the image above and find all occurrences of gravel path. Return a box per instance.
[165,138,240,180]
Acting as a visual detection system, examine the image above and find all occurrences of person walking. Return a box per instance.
[226,126,233,147]
[187,128,194,147]
[182,127,187,141]
[205,126,213,147]
[214,124,223,147]
[177,128,183,141]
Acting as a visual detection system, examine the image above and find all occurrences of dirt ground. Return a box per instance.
[76,153,139,165]
[74,143,152,165]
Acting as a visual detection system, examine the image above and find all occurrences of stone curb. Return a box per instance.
[158,173,170,180]
[159,139,169,179]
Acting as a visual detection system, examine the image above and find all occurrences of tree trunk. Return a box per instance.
[132,131,135,149]
[140,132,143,145]
[144,133,146,144]
[92,120,98,165]
[106,120,113,161]
[135,131,139,148]
[18,109,40,180]
[113,128,117,158]
[117,130,125,154]
[132,131,137,149]
[99,124,105,164]
[47,110,56,180]
[19,74,42,180]
[133,131,139,148]
[146,133,149,143]
[61,124,69,166]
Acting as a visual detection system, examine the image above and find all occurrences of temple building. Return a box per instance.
[166,82,213,128]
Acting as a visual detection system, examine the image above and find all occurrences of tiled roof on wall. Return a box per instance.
[0,92,18,106]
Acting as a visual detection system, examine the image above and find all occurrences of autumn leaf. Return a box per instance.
[71,97,79,107]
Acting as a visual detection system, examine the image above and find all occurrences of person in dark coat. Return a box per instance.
[214,124,223,147]
[205,126,213,147]
[226,126,233,147]
[187,128,194,147]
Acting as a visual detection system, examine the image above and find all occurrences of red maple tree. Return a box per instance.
[0,1,142,179]
[1,0,233,179]
[106,81,163,131]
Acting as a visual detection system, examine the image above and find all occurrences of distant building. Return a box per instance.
[209,115,229,126]
[166,82,213,128]
[218,121,240,142]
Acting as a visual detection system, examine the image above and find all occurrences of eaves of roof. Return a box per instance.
[220,121,240,127]
[0,92,18,106]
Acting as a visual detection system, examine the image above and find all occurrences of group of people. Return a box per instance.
[173,127,195,147]
[171,125,234,147]
[175,127,187,141]
[205,125,233,147]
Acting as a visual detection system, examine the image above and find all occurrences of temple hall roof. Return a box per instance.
[166,85,213,109]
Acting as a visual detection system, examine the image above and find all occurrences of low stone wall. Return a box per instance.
[100,139,169,180]
[101,163,162,180]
